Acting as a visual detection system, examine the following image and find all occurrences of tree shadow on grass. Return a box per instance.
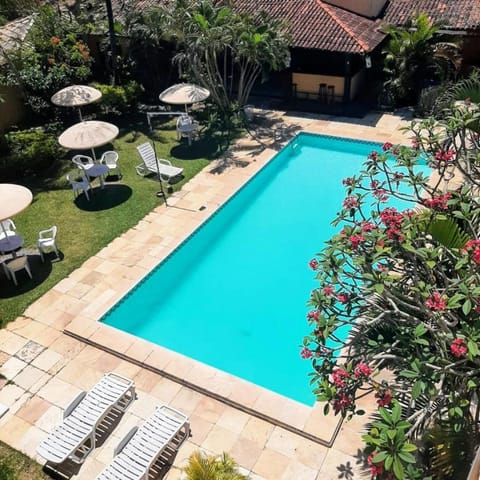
[0,253,53,298]
[74,184,132,212]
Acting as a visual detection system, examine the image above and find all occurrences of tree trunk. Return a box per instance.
[105,0,117,85]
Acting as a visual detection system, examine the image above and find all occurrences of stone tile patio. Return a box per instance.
[0,109,414,479]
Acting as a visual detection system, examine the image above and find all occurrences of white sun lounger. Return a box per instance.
[96,404,190,480]
[135,142,184,181]
[37,372,136,465]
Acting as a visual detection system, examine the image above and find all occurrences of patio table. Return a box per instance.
[86,164,109,189]
[177,123,198,146]
[0,234,24,255]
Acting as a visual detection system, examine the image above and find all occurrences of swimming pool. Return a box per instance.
[102,133,390,405]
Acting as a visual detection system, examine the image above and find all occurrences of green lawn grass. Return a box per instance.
[0,441,49,479]
[0,113,223,326]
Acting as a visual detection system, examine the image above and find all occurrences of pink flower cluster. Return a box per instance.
[382,142,393,151]
[349,234,365,250]
[333,393,353,413]
[337,292,350,304]
[462,239,480,264]
[323,285,335,296]
[375,389,392,407]
[342,177,354,186]
[451,338,467,358]
[378,207,405,241]
[300,347,313,359]
[424,192,452,210]
[343,196,359,209]
[360,221,377,233]
[354,362,373,379]
[332,367,350,387]
[367,453,385,476]
[308,258,319,270]
[426,292,448,311]
[369,151,378,161]
[435,148,455,162]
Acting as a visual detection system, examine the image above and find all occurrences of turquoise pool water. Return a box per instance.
[102,134,395,405]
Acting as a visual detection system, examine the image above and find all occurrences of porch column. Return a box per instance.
[343,53,352,103]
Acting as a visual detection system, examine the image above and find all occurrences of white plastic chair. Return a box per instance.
[37,372,136,465]
[176,114,198,146]
[95,404,190,480]
[100,151,121,178]
[67,172,91,200]
[37,226,59,262]
[135,143,184,182]
[0,219,16,240]
[72,154,95,172]
[3,255,32,286]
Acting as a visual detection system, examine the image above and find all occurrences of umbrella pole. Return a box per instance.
[78,108,83,121]
[146,114,168,207]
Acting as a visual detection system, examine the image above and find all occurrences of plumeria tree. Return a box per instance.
[303,105,480,479]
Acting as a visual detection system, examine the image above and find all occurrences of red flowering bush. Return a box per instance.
[303,109,480,479]
[2,6,92,115]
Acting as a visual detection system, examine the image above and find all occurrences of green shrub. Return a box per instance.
[183,451,248,480]
[1,129,63,180]
[0,460,15,480]
[92,81,144,115]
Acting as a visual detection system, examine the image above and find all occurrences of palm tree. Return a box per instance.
[382,13,459,106]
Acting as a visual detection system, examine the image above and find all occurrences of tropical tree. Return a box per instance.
[140,0,290,121]
[303,105,480,479]
[382,13,460,106]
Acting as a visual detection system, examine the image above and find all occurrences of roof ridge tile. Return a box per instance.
[316,0,370,52]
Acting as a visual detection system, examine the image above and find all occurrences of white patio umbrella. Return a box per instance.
[51,85,102,120]
[159,83,210,112]
[58,120,119,161]
[0,183,33,246]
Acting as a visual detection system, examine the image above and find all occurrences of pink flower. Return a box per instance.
[368,453,385,476]
[300,347,313,359]
[343,196,359,209]
[412,139,419,149]
[435,149,455,163]
[369,151,378,160]
[426,292,448,311]
[333,393,353,413]
[332,368,350,387]
[382,142,393,152]
[354,362,373,379]
[337,292,350,304]
[342,177,354,186]
[307,310,320,321]
[323,286,335,297]
[373,188,389,202]
[424,192,452,210]
[375,389,392,407]
[361,221,377,233]
[451,338,467,358]
[308,258,319,270]
[349,234,365,250]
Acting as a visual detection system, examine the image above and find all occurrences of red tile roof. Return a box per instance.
[383,0,480,31]
[229,0,386,53]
